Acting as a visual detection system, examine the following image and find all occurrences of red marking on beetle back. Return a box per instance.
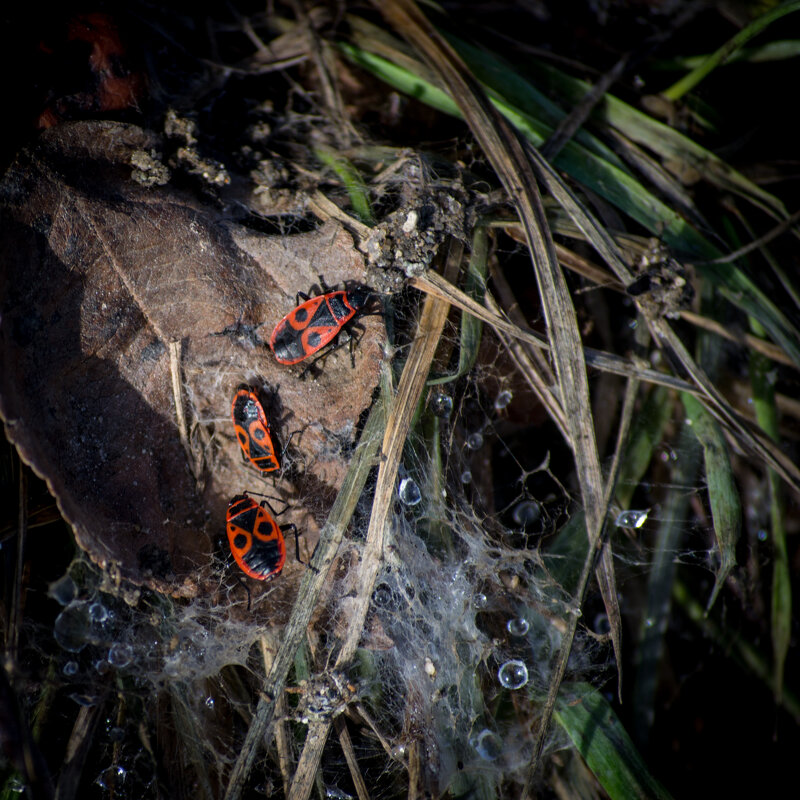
[226,494,287,580]
[231,386,280,473]
[269,287,370,366]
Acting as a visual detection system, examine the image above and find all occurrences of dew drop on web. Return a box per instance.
[398,477,422,506]
[497,659,528,689]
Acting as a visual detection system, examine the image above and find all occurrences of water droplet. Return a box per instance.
[373,584,395,609]
[95,766,127,790]
[615,509,649,528]
[205,696,215,709]
[644,617,655,628]
[398,477,421,506]
[6,777,25,793]
[628,319,638,329]
[593,613,611,634]
[470,728,502,760]
[88,602,108,623]
[512,500,541,528]
[757,529,768,542]
[506,618,529,637]
[497,659,528,689]
[48,574,77,606]
[54,602,91,652]
[325,787,354,800]
[460,469,472,484]
[63,661,79,676]
[466,432,484,450]
[659,447,677,463]
[494,389,513,410]
[472,593,488,610]
[108,643,133,668]
[69,693,99,707]
[430,393,453,418]
[109,726,125,742]
[94,659,111,675]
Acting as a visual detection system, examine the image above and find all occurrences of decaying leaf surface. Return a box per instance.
[0,121,383,599]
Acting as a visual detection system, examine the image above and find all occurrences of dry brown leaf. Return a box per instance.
[0,121,383,599]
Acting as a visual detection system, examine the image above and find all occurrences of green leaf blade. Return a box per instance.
[556,683,673,800]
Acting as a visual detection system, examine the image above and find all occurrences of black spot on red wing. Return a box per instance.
[233,533,248,549]
[254,514,279,540]
[272,326,309,363]
[232,505,259,530]
[237,430,249,447]
[294,307,308,323]
[253,427,266,441]
[307,331,321,348]
[248,438,274,460]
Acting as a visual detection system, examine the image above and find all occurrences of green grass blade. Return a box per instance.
[680,392,741,611]
[652,39,800,70]
[340,29,800,366]
[456,224,487,377]
[446,656,498,799]
[555,683,673,800]
[749,319,791,703]
[543,511,588,596]
[446,35,626,168]
[616,385,674,510]
[673,579,800,718]
[523,59,788,220]
[632,424,701,745]
[313,145,375,225]
[427,225,488,385]
[662,1,800,100]
[339,40,709,254]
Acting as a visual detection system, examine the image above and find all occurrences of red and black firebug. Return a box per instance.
[231,385,280,473]
[226,493,301,581]
[269,285,372,367]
